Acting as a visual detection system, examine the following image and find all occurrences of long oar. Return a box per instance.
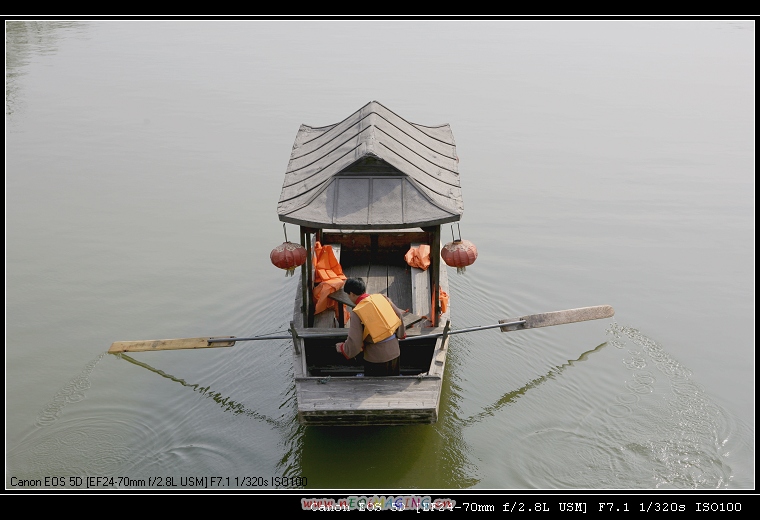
[108,312,423,353]
[402,304,615,341]
[108,305,614,353]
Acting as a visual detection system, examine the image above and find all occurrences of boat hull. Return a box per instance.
[295,375,442,426]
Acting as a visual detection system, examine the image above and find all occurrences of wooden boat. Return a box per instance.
[277,101,464,426]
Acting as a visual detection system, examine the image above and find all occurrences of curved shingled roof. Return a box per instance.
[277,101,463,230]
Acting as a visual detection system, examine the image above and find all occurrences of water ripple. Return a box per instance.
[35,353,105,427]
[8,414,147,484]
[496,323,752,489]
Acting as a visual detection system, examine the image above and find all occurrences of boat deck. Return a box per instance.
[343,264,412,312]
[295,375,441,425]
[311,262,414,329]
[310,239,434,329]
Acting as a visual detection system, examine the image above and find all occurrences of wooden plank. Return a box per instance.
[312,311,337,329]
[323,230,430,251]
[365,263,387,296]
[428,249,450,377]
[387,264,412,314]
[410,243,431,328]
[329,290,354,308]
[337,265,411,307]
[403,326,444,337]
[428,336,448,378]
[292,280,306,378]
[430,228,441,326]
[402,313,425,329]
[438,250,450,322]
[330,243,341,262]
[296,377,441,413]
[299,409,437,426]
[309,365,428,377]
[344,264,370,283]
[109,337,235,353]
[365,263,424,328]
[299,228,309,327]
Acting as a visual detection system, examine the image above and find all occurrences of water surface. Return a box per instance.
[5,19,754,493]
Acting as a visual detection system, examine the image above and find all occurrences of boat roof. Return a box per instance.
[277,101,463,230]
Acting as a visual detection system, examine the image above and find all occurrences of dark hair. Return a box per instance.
[343,277,366,295]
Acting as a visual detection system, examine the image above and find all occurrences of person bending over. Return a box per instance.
[335,277,406,376]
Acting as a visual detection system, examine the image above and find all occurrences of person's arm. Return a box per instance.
[336,310,364,359]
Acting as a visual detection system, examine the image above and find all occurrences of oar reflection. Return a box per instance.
[117,354,287,428]
[459,342,608,427]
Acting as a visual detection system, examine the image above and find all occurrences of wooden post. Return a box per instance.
[441,319,451,349]
[337,303,345,328]
[305,228,316,327]
[431,225,441,326]
[289,321,300,355]
[300,226,310,327]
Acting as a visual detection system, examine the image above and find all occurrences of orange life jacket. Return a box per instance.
[404,244,431,270]
[353,294,402,343]
[313,242,345,283]
[428,284,449,326]
[312,242,347,316]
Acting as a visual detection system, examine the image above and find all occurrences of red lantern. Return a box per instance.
[441,240,478,274]
[441,224,477,274]
[271,225,306,277]
[270,241,307,276]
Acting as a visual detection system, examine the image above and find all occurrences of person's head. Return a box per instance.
[343,277,366,296]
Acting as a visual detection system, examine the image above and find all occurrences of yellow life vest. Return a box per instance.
[353,294,402,343]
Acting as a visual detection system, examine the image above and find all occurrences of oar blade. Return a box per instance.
[108,336,236,354]
[499,305,614,332]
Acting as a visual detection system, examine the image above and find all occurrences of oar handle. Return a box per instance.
[207,334,292,343]
[398,320,526,342]
[449,320,525,335]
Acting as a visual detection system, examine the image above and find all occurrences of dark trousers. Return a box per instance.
[363,356,400,376]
